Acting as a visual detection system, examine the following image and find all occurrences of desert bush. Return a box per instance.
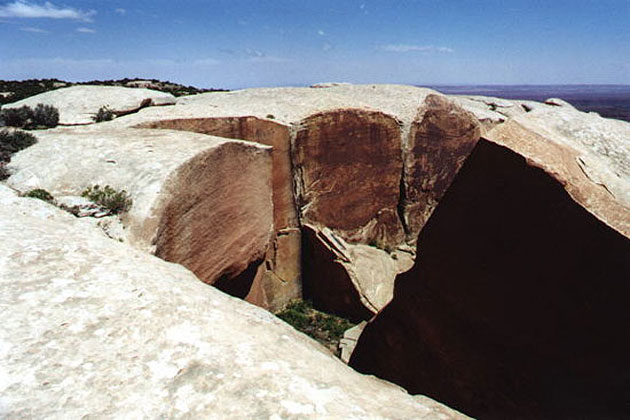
[275,299,354,354]
[93,106,115,122]
[32,104,59,128]
[0,129,37,161]
[0,104,59,129]
[0,129,37,181]
[24,188,54,202]
[0,106,33,128]
[81,185,132,215]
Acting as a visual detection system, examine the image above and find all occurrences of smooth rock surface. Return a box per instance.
[0,188,467,419]
[6,127,274,295]
[4,85,175,125]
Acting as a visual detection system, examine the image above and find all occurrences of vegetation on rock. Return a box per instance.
[24,188,54,202]
[0,129,37,180]
[32,104,60,128]
[275,299,354,355]
[93,106,115,122]
[0,78,227,106]
[0,103,59,129]
[81,185,132,215]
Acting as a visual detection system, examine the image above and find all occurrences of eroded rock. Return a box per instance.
[3,85,175,125]
[139,116,301,310]
[293,109,405,246]
[351,126,630,419]
[403,94,481,239]
[6,127,274,296]
[0,187,468,419]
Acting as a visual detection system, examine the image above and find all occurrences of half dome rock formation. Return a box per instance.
[350,95,630,418]
[6,127,274,297]
[3,85,176,125]
[0,185,467,419]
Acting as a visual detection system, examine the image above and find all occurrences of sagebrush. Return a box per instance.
[0,103,59,129]
[24,188,54,202]
[0,129,38,180]
[93,106,115,122]
[81,185,132,215]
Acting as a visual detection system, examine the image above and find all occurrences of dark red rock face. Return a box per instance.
[154,142,273,299]
[293,110,404,247]
[141,117,300,310]
[350,139,630,419]
[404,94,480,239]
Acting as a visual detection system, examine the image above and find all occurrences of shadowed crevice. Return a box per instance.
[350,139,630,419]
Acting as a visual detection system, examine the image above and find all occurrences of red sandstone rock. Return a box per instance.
[403,94,481,239]
[293,109,405,247]
[140,116,301,309]
[351,130,630,418]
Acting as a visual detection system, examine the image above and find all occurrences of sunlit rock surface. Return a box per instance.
[6,127,274,297]
[3,85,175,125]
[0,186,467,419]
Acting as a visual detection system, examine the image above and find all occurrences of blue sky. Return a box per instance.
[1,0,629,89]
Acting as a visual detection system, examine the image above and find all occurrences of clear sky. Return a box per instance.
[1,0,629,89]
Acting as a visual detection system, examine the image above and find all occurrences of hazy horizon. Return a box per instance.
[2,0,630,89]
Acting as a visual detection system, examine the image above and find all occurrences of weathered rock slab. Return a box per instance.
[4,85,175,125]
[6,127,274,296]
[0,188,467,419]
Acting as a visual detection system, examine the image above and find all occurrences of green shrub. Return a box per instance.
[93,106,115,122]
[0,104,59,129]
[275,300,354,355]
[24,188,54,202]
[0,129,37,156]
[0,129,37,180]
[0,106,33,128]
[81,185,132,215]
[32,104,59,128]
[0,164,9,181]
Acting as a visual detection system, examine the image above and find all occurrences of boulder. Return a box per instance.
[301,224,414,320]
[3,86,175,125]
[350,104,630,418]
[6,126,274,297]
[0,187,467,419]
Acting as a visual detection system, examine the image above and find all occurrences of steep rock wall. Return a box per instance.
[154,141,273,298]
[350,139,630,419]
[140,117,300,310]
[403,94,481,239]
[293,109,405,247]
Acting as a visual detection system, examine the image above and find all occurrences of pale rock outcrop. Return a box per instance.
[0,188,467,419]
[339,322,367,364]
[3,85,175,125]
[6,127,274,296]
[351,97,630,418]
[110,85,480,314]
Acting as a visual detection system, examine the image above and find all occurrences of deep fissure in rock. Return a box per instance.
[350,139,630,419]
